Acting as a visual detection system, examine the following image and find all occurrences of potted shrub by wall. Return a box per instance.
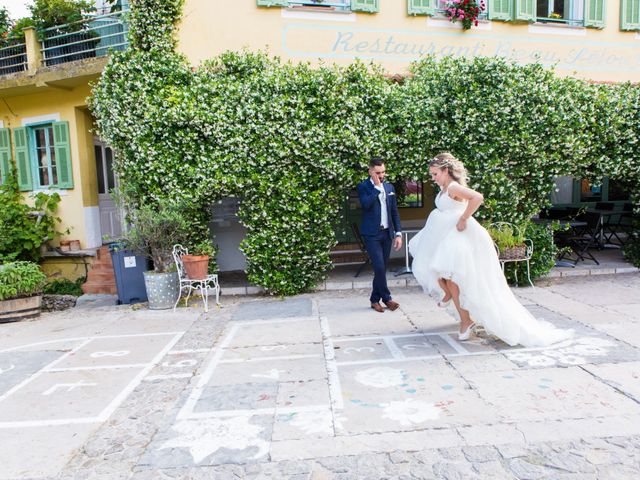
[181,239,216,280]
[0,261,47,323]
[126,200,189,310]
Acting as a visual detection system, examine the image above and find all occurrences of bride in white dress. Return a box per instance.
[408,153,573,347]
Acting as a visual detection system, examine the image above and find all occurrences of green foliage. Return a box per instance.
[0,261,47,301]
[486,223,526,251]
[190,239,216,257]
[28,0,96,31]
[0,174,66,263]
[125,199,190,273]
[623,219,640,268]
[43,276,85,296]
[89,0,640,295]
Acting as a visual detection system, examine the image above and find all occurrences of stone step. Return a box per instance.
[81,281,117,295]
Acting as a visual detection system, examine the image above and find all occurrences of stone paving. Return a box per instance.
[0,273,639,479]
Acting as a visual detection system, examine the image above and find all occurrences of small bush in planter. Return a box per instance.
[486,222,527,260]
[0,261,47,322]
[182,239,216,280]
[0,261,47,301]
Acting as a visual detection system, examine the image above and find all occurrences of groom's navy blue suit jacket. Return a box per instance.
[357,179,402,239]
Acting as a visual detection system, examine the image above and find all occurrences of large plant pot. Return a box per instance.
[143,271,179,310]
[181,255,209,280]
[0,294,42,323]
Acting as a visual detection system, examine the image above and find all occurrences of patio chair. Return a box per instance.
[172,244,220,312]
[566,211,602,264]
[490,222,534,287]
[351,223,371,277]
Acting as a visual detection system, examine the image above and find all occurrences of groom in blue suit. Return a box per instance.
[357,157,403,313]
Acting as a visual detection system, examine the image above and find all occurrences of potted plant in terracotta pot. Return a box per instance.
[126,199,189,310]
[0,261,47,323]
[181,239,216,280]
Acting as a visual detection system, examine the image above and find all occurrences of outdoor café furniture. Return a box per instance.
[351,223,371,278]
[172,244,220,312]
[394,229,421,276]
[564,211,602,265]
[533,217,588,267]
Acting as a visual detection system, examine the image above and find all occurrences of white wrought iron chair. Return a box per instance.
[172,244,220,312]
[490,222,534,288]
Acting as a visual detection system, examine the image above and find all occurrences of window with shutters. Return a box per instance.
[32,125,58,188]
[535,0,586,26]
[256,1,379,13]
[14,121,74,191]
[424,0,488,20]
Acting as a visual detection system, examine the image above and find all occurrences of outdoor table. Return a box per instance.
[587,209,621,248]
[394,229,421,276]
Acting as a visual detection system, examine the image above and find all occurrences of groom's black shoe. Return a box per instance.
[371,303,385,313]
[384,300,400,311]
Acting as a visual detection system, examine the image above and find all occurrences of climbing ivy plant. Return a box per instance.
[90,0,639,294]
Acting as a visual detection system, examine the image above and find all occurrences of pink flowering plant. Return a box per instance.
[444,0,485,30]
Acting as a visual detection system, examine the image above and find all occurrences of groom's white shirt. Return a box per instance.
[371,178,388,229]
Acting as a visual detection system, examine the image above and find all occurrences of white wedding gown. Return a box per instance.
[408,188,573,347]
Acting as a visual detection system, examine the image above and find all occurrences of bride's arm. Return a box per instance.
[448,183,484,232]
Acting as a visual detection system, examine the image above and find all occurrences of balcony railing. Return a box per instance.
[41,9,129,67]
[0,42,28,76]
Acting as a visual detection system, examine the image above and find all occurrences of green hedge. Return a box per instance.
[89,0,640,295]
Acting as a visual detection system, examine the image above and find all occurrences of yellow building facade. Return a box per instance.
[0,0,639,274]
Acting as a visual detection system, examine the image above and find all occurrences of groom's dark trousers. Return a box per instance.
[363,229,392,304]
[357,179,402,305]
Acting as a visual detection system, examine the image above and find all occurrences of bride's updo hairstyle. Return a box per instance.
[429,152,468,187]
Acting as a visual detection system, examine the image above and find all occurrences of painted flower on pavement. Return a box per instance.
[287,409,345,435]
[355,367,404,388]
[160,417,268,463]
[381,399,440,426]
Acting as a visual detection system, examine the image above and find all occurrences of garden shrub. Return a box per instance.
[89,0,640,294]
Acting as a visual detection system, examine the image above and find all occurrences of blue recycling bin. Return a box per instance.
[109,243,149,305]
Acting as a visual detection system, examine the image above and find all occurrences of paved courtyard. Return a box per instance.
[1,274,640,479]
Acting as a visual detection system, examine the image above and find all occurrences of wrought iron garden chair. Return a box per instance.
[172,244,220,312]
[490,222,534,287]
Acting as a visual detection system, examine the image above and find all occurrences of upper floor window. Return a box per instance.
[257,0,380,13]
[536,0,584,26]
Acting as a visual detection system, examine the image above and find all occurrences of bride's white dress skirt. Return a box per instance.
[409,190,573,347]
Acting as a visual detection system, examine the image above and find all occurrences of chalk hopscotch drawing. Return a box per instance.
[161,417,269,463]
[505,337,617,367]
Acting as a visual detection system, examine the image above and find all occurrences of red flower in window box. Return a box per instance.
[444,0,485,30]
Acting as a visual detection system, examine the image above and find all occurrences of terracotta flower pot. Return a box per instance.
[181,255,210,280]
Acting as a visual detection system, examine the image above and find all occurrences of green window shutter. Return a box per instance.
[515,0,536,21]
[256,0,288,7]
[13,127,32,192]
[489,0,514,20]
[584,0,605,28]
[351,0,380,13]
[52,121,73,189]
[0,128,12,185]
[621,0,640,31]
[407,0,438,16]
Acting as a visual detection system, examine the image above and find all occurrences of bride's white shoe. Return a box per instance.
[437,296,452,308]
[458,322,475,341]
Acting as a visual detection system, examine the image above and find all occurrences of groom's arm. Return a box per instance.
[357,181,380,210]
[389,185,402,235]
